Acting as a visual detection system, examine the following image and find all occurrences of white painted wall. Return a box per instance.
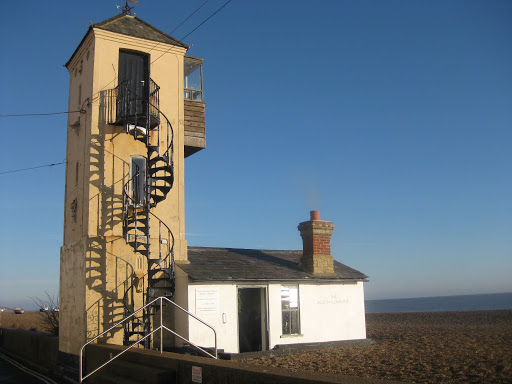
[268,281,367,349]
[173,266,190,345]
[187,283,239,353]
[185,280,366,354]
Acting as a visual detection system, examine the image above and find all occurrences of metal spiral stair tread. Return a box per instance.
[117,80,176,347]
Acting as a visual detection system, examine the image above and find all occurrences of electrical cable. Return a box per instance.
[88,0,233,105]
[87,2,213,102]
[150,0,233,65]
[180,0,233,40]
[0,161,65,175]
[0,110,84,118]
[2,2,233,121]
[169,0,210,35]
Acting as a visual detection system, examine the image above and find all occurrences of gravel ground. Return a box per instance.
[0,312,44,332]
[243,310,512,383]
[2,310,511,383]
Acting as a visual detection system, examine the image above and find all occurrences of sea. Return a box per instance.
[365,292,512,313]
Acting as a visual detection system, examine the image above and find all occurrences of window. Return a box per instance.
[130,155,146,206]
[184,56,203,101]
[281,285,300,335]
[75,161,79,186]
[70,198,78,223]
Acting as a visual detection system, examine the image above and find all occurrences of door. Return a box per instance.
[130,155,146,206]
[117,50,149,120]
[238,287,268,353]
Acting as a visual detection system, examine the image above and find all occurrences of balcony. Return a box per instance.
[106,78,161,129]
[184,56,206,158]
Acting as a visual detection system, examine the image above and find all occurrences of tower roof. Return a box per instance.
[66,13,188,68]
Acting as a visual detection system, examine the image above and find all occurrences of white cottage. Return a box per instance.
[175,211,368,354]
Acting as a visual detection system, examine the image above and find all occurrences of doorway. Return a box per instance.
[238,287,268,353]
[117,50,149,119]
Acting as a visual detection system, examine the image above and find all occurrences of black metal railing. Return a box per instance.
[110,74,177,348]
[107,78,160,128]
[149,79,160,123]
[122,168,176,347]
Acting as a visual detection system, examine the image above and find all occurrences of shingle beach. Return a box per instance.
[2,309,511,383]
[243,310,512,383]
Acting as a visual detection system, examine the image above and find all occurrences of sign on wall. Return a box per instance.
[192,366,202,383]
[195,288,220,315]
[316,294,349,305]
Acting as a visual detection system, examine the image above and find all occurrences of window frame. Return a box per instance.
[281,285,301,336]
[184,55,204,102]
[129,155,147,207]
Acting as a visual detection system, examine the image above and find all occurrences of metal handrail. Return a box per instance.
[79,296,217,382]
[107,80,174,169]
[123,176,176,255]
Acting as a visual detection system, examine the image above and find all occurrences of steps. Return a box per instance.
[148,149,174,207]
[117,78,176,346]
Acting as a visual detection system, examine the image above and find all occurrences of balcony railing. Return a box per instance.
[184,88,203,102]
[106,78,160,129]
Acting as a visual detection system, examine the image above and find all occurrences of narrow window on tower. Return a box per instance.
[75,84,82,129]
[130,155,146,207]
[75,161,79,186]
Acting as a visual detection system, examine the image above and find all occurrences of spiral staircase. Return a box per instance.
[108,79,176,347]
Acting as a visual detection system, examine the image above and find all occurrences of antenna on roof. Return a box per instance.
[118,0,139,16]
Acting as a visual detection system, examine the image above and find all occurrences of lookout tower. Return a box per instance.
[60,13,205,357]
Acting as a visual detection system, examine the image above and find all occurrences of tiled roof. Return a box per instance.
[66,13,187,68]
[93,14,188,48]
[178,247,368,282]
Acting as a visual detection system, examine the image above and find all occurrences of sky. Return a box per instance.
[0,0,511,309]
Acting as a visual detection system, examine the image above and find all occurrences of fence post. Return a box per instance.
[160,297,163,353]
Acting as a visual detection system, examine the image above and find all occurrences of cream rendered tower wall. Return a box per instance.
[60,14,191,356]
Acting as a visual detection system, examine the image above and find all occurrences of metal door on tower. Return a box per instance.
[117,50,149,120]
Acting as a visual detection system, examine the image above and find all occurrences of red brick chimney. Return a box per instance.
[297,210,335,275]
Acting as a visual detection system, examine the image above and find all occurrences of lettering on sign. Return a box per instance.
[316,294,348,305]
[196,288,220,315]
[192,366,202,383]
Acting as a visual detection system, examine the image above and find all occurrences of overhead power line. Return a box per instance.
[0,4,234,178]
[150,0,233,66]
[2,3,233,121]
[88,1,234,103]
[180,0,233,40]
[0,161,66,176]
[169,0,210,35]
[0,110,84,118]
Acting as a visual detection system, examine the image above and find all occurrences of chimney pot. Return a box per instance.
[310,210,320,221]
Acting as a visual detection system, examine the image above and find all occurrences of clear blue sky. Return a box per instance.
[1,0,511,309]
